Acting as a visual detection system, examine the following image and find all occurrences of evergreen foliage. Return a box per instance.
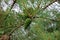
[0,0,60,40]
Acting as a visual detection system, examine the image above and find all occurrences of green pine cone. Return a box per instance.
[24,18,31,29]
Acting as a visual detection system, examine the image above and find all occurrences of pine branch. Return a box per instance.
[32,16,60,22]
[10,0,16,10]
[0,22,24,40]
[8,23,24,36]
[43,0,57,10]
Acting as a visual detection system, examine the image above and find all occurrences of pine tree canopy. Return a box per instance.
[0,0,60,40]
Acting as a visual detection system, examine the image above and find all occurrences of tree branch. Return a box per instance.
[32,16,60,22]
[8,23,24,36]
[43,0,57,10]
[10,0,16,10]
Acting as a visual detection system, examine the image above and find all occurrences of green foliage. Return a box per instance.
[24,18,31,29]
[0,0,60,40]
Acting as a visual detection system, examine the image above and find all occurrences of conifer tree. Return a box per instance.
[0,0,60,40]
